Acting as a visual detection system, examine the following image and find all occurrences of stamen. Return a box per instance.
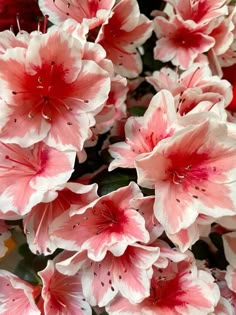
[5,155,33,169]
[42,15,49,34]
[16,13,21,32]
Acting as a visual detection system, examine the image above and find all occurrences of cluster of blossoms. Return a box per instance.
[1,0,236,314]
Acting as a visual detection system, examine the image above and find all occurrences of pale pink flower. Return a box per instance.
[0,142,75,218]
[146,63,232,107]
[166,215,213,252]
[153,15,215,69]
[166,0,228,27]
[136,119,236,234]
[107,260,220,315]
[130,195,164,244]
[0,269,40,314]
[92,75,128,136]
[96,0,152,78]
[56,243,160,307]
[0,220,10,258]
[39,0,115,30]
[223,232,236,267]
[24,182,98,255]
[0,29,111,151]
[109,90,177,170]
[211,268,236,315]
[212,297,235,315]
[50,182,149,261]
[38,259,91,315]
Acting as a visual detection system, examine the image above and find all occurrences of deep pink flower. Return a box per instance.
[96,0,152,78]
[24,182,98,255]
[109,90,177,170]
[136,119,236,234]
[38,259,91,315]
[0,269,40,314]
[153,15,215,69]
[107,261,220,315]
[0,28,111,151]
[0,142,75,218]
[50,182,149,261]
[39,0,115,30]
[56,243,160,307]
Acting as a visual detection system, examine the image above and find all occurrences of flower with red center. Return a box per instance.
[0,269,41,314]
[0,28,111,151]
[109,90,177,171]
[96,0,152,78]
[38,259,91,315]
[50,182,149,261]
[24,182,98,256]
[0,141,75,218]
[39,0,115,30]
[56,243,160,307]
[153,15,215,69]
[166,0,228,27]
[135,119,236,234]
[107,261,220,315]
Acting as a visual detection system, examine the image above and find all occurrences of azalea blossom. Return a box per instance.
[165,0,228,27]
[0,269,40,314]
[56,243,160,307]
[0,141,75,218]
[24,182,98,255]
[39,0,115,30]
[153,15,215,69]
[96,0,153,78]
[109,90,177,170]
[136,119,236,234]
[0,27,111,151]
[38,259,91,315]
[107,259,220,315]
[50,182,149,261]
[146,63,232,112]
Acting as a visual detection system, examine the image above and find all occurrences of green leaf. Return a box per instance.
[14,259,40,285]
[128,106,147,116]
[92,169,137,196]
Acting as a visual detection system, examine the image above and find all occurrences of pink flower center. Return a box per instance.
[93,200,128,235]
[166,152,217,195]
[12,60,88,123]
[0,143,48,175]
[146,273,187,307]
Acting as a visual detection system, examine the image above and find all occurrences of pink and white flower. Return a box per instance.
[96,0,152,78]
[136,119,236,234]
[0,269,40,314]
[107,259,220,315]
[0,28,111,151]
[0,141,75,218]
[109,90,177,170]
[39,0,115,30]
[24,182,98,255]
[38,259,91,315]
[50,182,149,261]
[56,243,160,307]
[153,15,215,69]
